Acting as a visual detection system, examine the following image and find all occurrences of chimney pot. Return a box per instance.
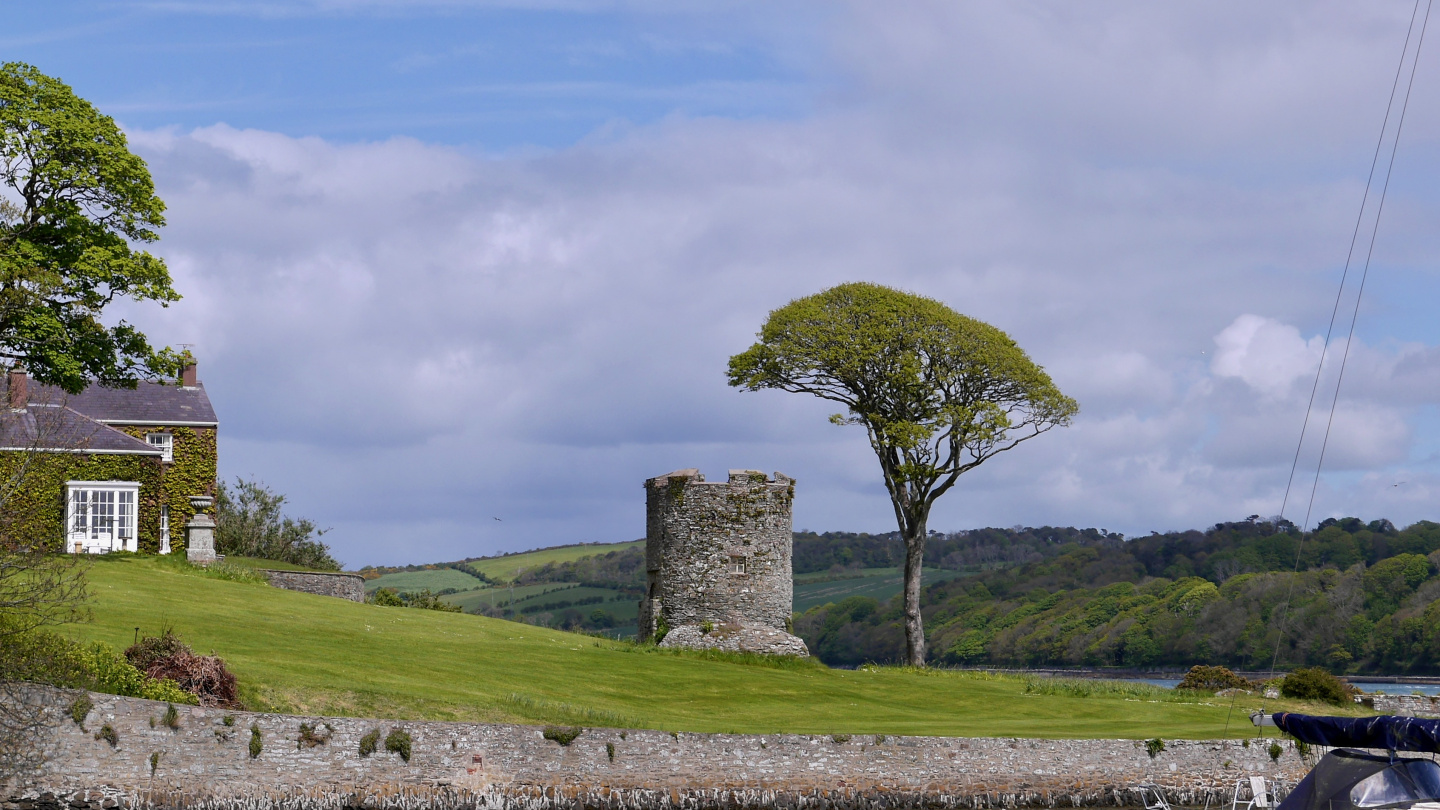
[8,365,26,410]
[180,357,197,387]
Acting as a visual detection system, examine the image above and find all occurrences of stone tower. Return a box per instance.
[638,469,808,656]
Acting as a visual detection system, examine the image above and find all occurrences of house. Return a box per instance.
[0,358,218,555]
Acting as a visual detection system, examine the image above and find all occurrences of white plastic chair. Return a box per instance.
[1232,777,1272,810]
[1139,784,1173,810]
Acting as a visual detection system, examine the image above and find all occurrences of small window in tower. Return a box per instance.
[731,556,746,575]
[146,432,173,462]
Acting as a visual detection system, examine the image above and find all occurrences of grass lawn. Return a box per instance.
[441,582,585,613]
[68,555,1364,739]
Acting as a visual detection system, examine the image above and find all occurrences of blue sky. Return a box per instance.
[10,2,1440,566]
[7,3,821,147]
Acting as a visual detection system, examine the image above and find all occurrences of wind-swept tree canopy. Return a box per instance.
[728,282,1077,665]
[0,62,180,393]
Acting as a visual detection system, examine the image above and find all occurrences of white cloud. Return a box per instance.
[112,2,1440,565]
[1211,314,1325,398]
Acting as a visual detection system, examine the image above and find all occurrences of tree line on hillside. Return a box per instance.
[796,517,1440,673]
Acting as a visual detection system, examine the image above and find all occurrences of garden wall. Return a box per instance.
[8,690,1315,810]
[261,571,365,602]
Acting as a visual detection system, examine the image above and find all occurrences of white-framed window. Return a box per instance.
[159,505,171,554]
[731,556,747,575]
[66,481,139,554]
[146,432,173,462]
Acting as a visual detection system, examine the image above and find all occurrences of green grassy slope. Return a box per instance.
[793,568,965,613]
[65,555,1350,739]
[462,540,642,582]
[364,567,486,594]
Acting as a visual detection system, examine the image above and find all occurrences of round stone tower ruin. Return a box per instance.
[638,469,808,656]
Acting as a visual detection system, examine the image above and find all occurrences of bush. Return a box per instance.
[543,726,583,746]
[384,728,412,762]
[359,728,380,757]
[368,588,405,607]
[249,724,263,759]
[125,629,238,707]
[68,694,92,729]
[161,703,179,730]
[94,723,117,747]
[1177,665,1254,692]
[297,722,332,748]
[215,478,339,570]
[1281,668,1355,705]
[1145,738,1165,758]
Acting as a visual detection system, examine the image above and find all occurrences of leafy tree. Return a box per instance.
[0,62,180,392]
[728,282,1077,664]
[215,478,339,570]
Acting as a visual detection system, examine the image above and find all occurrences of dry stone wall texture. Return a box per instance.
[638,469,805,655]
[260,571,365,603]
[9,691,1319,810]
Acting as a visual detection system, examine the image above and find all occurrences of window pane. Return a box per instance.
[118,491,133,539]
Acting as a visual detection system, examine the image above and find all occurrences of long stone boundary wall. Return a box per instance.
[260,571,365,602]
[3,691,1323,810]
[1362,694,1440,717]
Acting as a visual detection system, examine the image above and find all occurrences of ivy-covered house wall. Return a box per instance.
[0,451,165,553]
[115,425,218,540]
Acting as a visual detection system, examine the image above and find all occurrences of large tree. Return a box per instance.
[0,62,180,393]
[728,282,1077,666]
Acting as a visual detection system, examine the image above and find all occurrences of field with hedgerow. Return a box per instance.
[60,554,1370,738]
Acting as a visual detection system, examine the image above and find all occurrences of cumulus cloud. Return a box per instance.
[112,2,1440,565]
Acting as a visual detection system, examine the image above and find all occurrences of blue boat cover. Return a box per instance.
[1274,713,1440,752]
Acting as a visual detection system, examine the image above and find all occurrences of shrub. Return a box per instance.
[297,722,332,748]
[1177,665,1254,692]
[94,723,118,748]
[215,478,340,570]
[1268,741,1283,762]
[149,752,161,775]
[606,742,615,762]
[831,734,851,744]
[368,588,405,607]
[125,630,238,707]
[161,703,180,730]
[1281,668,1355,705]
[249,724,263,759]
[543,726,583,746]
[68,694,92,729]
[359,729,380,757]
[385,728,412,762]
[222,714,235,727]
[1145,738,1165,758]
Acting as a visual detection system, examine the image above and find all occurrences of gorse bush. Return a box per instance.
[1281,668,1355,705]
[215,478,338,571]
[1177,665,1255,692]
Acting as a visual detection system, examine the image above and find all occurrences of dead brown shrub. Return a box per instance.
[125,629,238,707]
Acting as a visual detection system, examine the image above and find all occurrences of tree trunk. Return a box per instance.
[901,523,927,666]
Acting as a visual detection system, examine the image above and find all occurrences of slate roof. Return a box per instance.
[0,406,160,454]
[5,377,217,426]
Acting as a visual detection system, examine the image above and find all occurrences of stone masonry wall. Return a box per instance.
[1361,693,1440,717]
[638,470,794,639]
[13,690,1316,810]
[261,571,365,603]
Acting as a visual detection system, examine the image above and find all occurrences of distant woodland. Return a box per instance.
[796,517,1440,674]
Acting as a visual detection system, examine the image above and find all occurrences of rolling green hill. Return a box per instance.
[793,567,964,613]
[59,554,1351,738]
[364,567,487,594]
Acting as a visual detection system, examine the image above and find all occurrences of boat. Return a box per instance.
[1255,713,1440,810]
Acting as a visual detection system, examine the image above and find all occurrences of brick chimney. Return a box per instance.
[180,356,197,388]
[8,365,26,411]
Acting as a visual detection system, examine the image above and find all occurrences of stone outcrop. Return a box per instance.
[638,469,807,656]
